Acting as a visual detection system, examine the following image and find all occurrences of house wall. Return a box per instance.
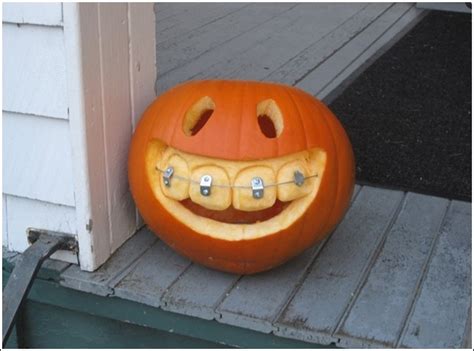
[2,3,78,263]
[2,3,156,270]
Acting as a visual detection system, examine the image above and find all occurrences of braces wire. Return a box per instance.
[155,166,318,189]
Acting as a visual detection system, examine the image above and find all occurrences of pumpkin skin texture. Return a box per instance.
[129,80,355,274]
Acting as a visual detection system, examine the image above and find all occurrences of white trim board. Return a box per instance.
[63,3,156,271]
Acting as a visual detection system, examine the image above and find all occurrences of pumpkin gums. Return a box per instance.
[129,80,355,274]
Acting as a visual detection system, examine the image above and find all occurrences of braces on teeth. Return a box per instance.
[157,166,318,199]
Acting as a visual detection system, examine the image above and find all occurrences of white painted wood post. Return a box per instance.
[2,2,155,271]
[63,3,156,271]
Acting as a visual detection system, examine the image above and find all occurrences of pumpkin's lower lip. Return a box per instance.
[179,198,292,224]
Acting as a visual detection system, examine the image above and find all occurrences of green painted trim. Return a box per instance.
[3,263,335,348]
[18,299,222,348]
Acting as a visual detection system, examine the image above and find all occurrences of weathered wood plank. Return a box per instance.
[155,4,324,94]
[60,229,157,296]
[38,259,72,281]
[2,23,67,119]
[114,240,191,307]
[41,259,71,273]
[2,2,63,26]
[202,3,367,82]
[336,193,449,348]
[156,3,247,45]
[156,3,296,75]
[162,264,239,320]
[265,3,391,85]
[318,5,425,102]
[155,3,190,22]
[217,247,319,333]
[399,200,471,348]
[2,113,75,207]
[296,3,413,96]
[274,187,404,345]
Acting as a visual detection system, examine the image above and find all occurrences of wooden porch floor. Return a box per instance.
[58,185,471,348]
[5,3,471,348]
[154,2,424,103]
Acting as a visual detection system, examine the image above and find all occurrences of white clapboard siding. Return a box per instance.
[2,112,75,206]
[2,2,63,26]
[2,3,75,258]
[63,3,156,270]
[2,3,155,271]
[2,23,68,119]
[5,195,78,264]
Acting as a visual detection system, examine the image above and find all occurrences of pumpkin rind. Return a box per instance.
[146,80,349,161]
[128,80,355,274]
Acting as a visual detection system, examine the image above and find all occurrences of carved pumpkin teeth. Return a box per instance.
[157,146,322,211]
[145,140,329,242]
[232,166,277,211]
[159,154,190,201]
[189,165,232,210]
[277,160,314,202]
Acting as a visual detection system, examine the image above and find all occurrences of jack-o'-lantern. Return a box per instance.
[128,80,355,274]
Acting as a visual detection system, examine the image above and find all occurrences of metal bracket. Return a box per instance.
[2,231,77,347]
[251,177,265,199]
[294,170,305,187]
[27,229,78,254]
[162,166,174,187]
[200,175,212,196]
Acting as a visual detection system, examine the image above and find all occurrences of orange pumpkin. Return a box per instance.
[129,80,355,274]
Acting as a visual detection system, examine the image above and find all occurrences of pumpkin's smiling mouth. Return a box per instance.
[180,198,291,224]
[146,140,327,240]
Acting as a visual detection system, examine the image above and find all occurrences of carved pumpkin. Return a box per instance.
[129,80,355,274]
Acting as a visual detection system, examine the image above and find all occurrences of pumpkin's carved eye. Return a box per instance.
[183,96,215,136]
[257,99,284,139]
